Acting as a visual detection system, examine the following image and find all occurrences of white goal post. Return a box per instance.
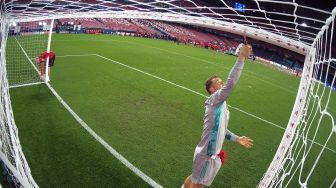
[259,8,336,188]
[0,13,39,187]
[0,1,335,187]
[6,18,54,88]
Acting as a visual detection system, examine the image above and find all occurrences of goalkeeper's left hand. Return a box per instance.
[238,136,254,148]
[238,44,252,61]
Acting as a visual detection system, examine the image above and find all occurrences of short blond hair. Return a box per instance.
[204,75,219,94]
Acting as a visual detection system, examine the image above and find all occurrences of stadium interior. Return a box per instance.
[1,0,336,187]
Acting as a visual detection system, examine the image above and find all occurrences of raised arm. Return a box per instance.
[211,45,252,104]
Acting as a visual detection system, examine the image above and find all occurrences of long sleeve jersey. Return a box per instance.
[194,59,244,158]
[39,51,55,61]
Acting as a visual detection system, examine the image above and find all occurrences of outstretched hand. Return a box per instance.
[237,136,254,148]
[35,58,46,64]
[238,44,252,61]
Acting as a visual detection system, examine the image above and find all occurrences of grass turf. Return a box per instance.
[10,85,150,187]
[7,34,336,187]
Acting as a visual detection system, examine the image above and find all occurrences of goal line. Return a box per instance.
[14,43,163,188]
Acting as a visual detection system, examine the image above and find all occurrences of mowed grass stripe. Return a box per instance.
[52,35,298,95]
[59,53,336,154]
[10,85,151,188]
[51,54,208,187]
[9,34,335,187]
[51,36,334,186]
[52,34,299,127]
[53,37,298,94]
[55,52,336,155]
[46,81,163,188]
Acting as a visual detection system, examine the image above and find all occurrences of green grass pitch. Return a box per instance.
[7,34,336,187]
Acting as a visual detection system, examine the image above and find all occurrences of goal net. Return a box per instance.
[6,20,52,88]
[0,0,335,187]
[0,14,39,188]
[259,10,336,188]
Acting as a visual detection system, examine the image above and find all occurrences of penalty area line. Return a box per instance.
[95,53,284,128]
[57,53,288,131]
[94,54,336,154]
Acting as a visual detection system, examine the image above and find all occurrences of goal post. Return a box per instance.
[259,9,336,188]
[258,48,316,187]
[45,19,54,83]
[0,0,335,187]
[0,12,39,187]
[6,18,54,88]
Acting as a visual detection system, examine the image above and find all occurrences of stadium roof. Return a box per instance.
[1,0,336,51]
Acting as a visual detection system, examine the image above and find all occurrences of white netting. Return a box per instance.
[259,9,336,188]
[0,0,335,187]
[0,12,38,188]
[6,20,51,87]
[2,0,333,53]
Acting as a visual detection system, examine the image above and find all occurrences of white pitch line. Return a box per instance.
[228,106,285,130]
[148,45,297,94]
[14,37,39,74]
[14,42,163,187]
[94,54,336,154]
[12,37,44,89]
[95,53,284,127]
[146,45,297,94]
[57,54,97,58]
[54,38,297,94]
[9,82,44,89]
[96,54,208,98]
[46,82,163,188]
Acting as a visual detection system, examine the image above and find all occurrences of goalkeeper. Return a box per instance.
[182,44,254,188]
[35,50,56,81]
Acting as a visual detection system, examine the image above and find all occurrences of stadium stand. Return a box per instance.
[57,17,305,72]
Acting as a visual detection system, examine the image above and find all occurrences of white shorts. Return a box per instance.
[191,153,222,186]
